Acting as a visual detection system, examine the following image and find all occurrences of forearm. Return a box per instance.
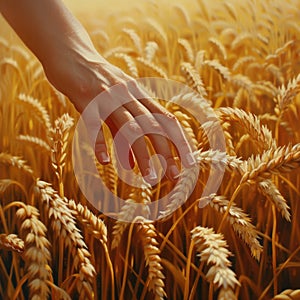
[0,0,99,66]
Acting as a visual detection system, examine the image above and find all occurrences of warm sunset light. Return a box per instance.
[0,0,300,299]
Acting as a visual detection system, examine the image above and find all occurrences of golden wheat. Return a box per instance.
[1,0,300,299]
[16,205,51,300]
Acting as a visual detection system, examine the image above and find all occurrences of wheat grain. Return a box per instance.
[223,2,237,20]
[137,57,168,78]
[266,64,284,84]
[36,180,95,299]
[180,62,207,96]
[138,220,166,300]
[208,195,263,260]
[18,93,52,131]
[218,287,237,300]
[232,56,256,72]
[273,289,300,300]
[0,57,19,70]
[112,182,152,249]
[0,36,8,49]
[195,149,243,172]
[173,110,198,150]
[258,179,290,221]
[231,32,253,51]
[144,41,158,62]
[274,73,300,116]
[0,233,24,253]
[122,28,142,54]
[50,113,74,195]
[173,4,191,26]
[17,135,51,152]
[191,226,240,290]
[68,200,107,244]
[240,143,300,183]
[159,163,198,218]
[253,81,278,98]
[103,46,135,59]
[208,37,227,61]
[203,59,231,81]
[114,52,138,77]
[144,18,168,44]
[217,107,276,151]
[0,153,34,176]
[16,205,51,299]
[10,44,31,62]
[195,50,206,70]
[178,38,194,63]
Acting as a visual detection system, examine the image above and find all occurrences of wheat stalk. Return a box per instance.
[265,64,284,84]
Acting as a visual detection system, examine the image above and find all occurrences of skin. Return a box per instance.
[0,0,196,183]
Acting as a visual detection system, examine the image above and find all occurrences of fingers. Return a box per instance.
[81,107,110,165]
[82,77,196,184]
[127,80,196,168]
[108,105,156,180]
[122,100,181,180]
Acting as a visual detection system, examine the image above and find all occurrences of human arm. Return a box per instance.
[0,0,196,182]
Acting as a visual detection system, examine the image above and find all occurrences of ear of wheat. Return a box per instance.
[0,233,24,253]
[191,226,240,292]
[138,220,166,300]
[16,205,52,300]
[36,180,96,299]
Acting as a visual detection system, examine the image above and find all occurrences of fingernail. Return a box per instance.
[145,163,157,181]
[97,151,110,164]
[186,152,196,166]
[168,165,180,180]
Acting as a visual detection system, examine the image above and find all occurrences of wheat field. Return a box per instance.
[1,0,300,299]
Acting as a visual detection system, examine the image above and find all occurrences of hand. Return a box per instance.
[44,51,196,183]
[0,0,196,183]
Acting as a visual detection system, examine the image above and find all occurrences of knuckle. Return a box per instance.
[123,120,143,138]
